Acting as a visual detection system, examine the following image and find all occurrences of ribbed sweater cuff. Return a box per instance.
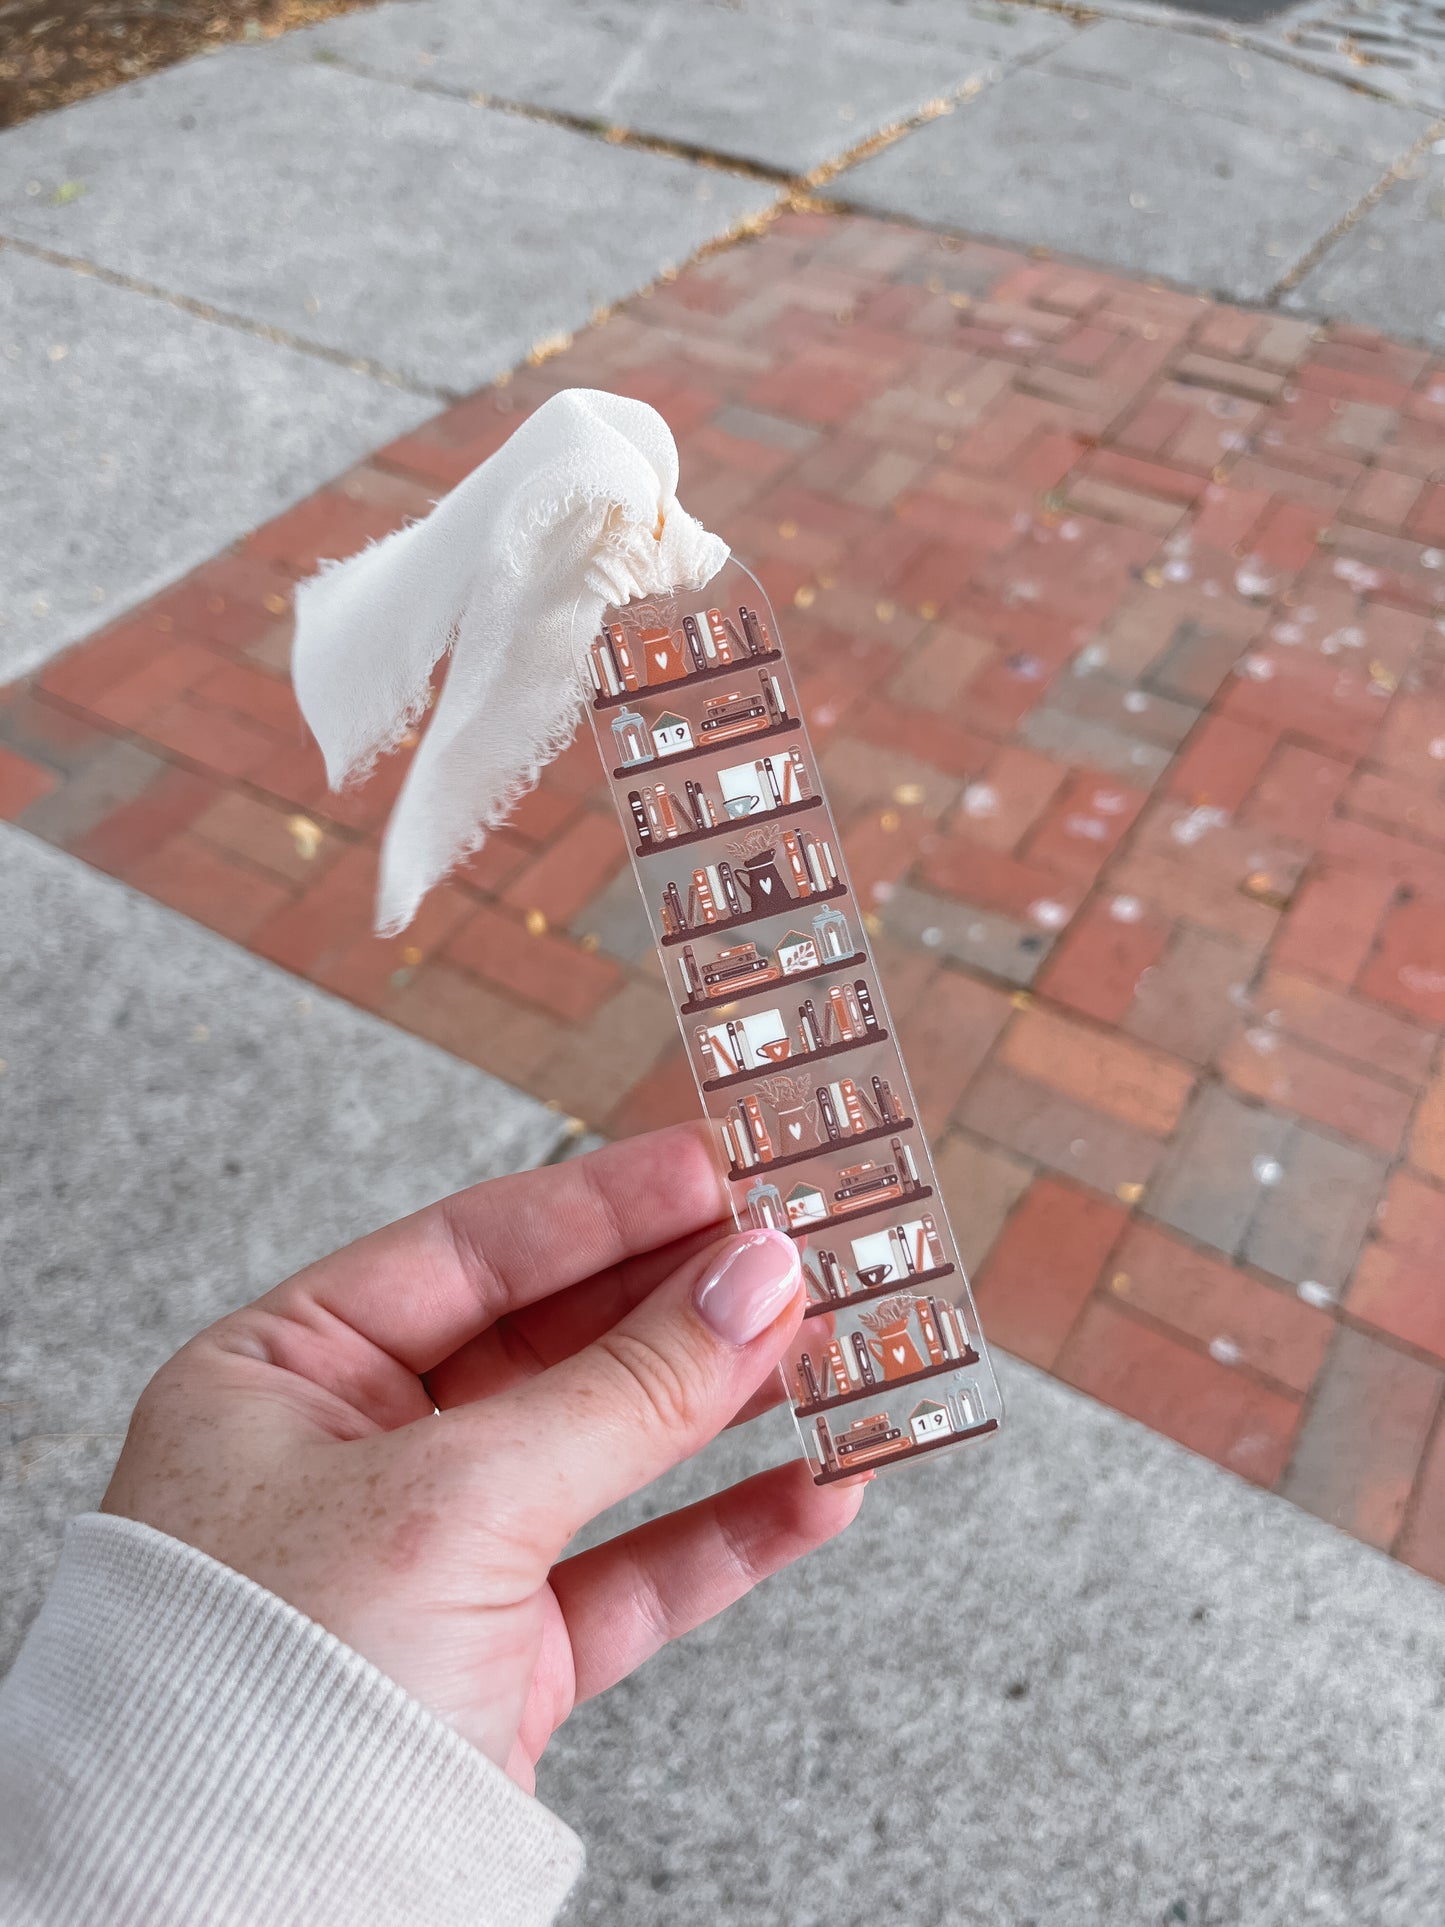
[0,1514,584,1927]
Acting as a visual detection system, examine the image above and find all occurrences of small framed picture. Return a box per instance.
[785,1182,828,1227]
[702,1008,790,1075]
[776,930,821,975]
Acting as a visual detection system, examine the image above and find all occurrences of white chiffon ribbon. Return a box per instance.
[292,388,727,935]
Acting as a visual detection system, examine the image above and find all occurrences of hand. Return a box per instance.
[101,1124,865,1789]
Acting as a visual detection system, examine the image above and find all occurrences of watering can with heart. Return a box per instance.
[857,1296,927,1381]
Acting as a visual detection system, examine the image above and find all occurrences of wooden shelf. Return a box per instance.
[612,715,797,781]
[702,1025,886,1094]
[728,1117,913,1183]
[804,1263,956,1320]
[775,1187,933,1241]
[793,1350,981,1419]
[593,648,781,711]
[662,880,847,948]
[679,951,866,1019]
[813,1416,999,1483]
[635,793,822,859]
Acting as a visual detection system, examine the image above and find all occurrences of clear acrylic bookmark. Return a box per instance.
[579,556,1004,1482]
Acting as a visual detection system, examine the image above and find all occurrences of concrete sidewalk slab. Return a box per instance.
[282,0,1071,177]
[0,48,779,395]
[1286,146,1445,350]
[1046,17,1434,162]
[0,827,570,1665]
[540,1357,1445,1926]
[838,30,1434,302]
[0,249,431,684]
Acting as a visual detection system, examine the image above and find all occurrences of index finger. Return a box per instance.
[259,1122,729,1378]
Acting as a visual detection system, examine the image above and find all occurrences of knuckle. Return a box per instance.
[595,1328,709,1440]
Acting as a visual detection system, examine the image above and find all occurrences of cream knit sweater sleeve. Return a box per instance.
[0,1515,585,1927]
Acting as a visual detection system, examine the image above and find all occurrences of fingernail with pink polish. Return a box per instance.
[693,1230,801,1346]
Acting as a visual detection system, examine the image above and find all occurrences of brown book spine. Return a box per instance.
[593,634,622,696]
[695,1026,721,1079]
[608,623,640,691]
[849,1332,876,1387]
[691,867,719,925]
[681,615,708,672]
[816,1086,842,1142]
[828,984,854,1041]
[706,607,733,663]
[741,1094,774,1162]
[842,983,865,1034]
[781,829,812,897]
[679,944,704,1000]
[922,1213,946,1269]
[788,747,810,800]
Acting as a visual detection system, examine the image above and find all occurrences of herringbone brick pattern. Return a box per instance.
[8,209,1445,1575]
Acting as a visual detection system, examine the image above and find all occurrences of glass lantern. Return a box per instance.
[812,902,852,962]
[745,1179,786,1231]
[611,705,652,768]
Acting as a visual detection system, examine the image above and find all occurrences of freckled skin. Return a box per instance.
[102,1125,865,1789]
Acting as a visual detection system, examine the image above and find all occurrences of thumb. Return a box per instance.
[456,1227,805,1550]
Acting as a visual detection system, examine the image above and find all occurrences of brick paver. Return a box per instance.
[6,209,1445,1578]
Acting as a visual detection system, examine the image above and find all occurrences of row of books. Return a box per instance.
[658,830,839,937]
[586,604,773,698]
[694,981,882,1079]
[721,1077,910,1173]
[803,1215,948,1303]
[627,747,810,845]
[800,1296,970,1406]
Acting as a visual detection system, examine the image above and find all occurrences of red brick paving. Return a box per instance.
[6,208,1445,1579]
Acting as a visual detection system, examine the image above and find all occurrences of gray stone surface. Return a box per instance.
[839,32,1434,302]
[1286,146,1445,350]
[1146,1082,1293,1255]
[283,0,1070,176]
[1047,17,1434,162]
[0,248,430,684]
[541,1355,1445,1926]
[1244,1124,1388,1295]
[881,880,1054,986]
[0,48,778,396]
[0,829,569,1665]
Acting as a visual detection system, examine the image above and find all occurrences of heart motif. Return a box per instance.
[787,1122,803,1141]
[890,1345,907,1365]
[757,875,775,895]
[652,649,669,671]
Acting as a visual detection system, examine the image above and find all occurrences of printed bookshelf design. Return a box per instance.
[594,648,782,709]
[781,1189,932,1240]
[588,601,781,709]
[678,950,866,1018]
[633,793,822,858]
[804,1262,955,1319]
[726,1117,913,1183]
[661,881,845,946]
[814,1419,999,1486]
[794,1351,981,1418]
[584,557,1004,1488]
[611,716,796,781]
[702,1026,888,1094]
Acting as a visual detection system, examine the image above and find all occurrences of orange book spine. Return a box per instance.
[780,829,813,897]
